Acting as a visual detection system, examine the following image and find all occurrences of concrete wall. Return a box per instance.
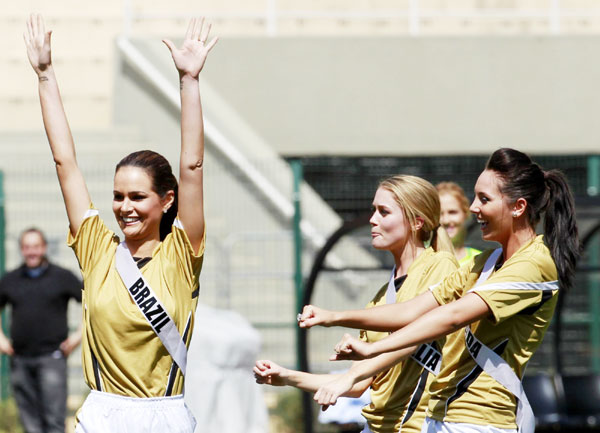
[201,36,600,156]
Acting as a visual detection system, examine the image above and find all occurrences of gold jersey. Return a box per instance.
[428,235,558,429]
[68,210,204,398]
[361,248,458,433]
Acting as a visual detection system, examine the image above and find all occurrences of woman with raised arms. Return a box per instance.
[24,13,216,433]
[255,175,458,433]
[300,148,579,433]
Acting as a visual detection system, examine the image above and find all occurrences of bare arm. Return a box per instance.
[24,14,91,236]
[299,290,440,332]
[253,359,372,398]
[332,293,491,360]
[163,18,218,253]
[313,345,418,406]
[59,322,82,357]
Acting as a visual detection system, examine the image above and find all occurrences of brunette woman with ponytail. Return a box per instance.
[25,13,217,433]
[299,148,579,433]
[255,175,458,433]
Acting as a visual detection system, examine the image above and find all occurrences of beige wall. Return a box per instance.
[198,36,600,156]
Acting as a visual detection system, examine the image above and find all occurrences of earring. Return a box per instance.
[512,211,518,218]
[163,208,168,214]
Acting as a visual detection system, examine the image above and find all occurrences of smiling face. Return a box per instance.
[112,166,173,243]
[439,193,468,241]
[369,187,413,252]
[20,231,47,269]
[470,169,515,245]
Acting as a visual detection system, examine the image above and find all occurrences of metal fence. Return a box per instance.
[0,152,599,433]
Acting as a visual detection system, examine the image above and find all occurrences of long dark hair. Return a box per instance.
[486,148,580,289]
[116,150,178,241]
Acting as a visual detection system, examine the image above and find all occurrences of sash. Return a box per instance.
[464,248,536,433]
[115,242,189,376]
[386,268,442,376]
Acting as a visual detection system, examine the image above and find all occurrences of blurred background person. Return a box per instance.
[436,182,481,265]
[0,227,82,433]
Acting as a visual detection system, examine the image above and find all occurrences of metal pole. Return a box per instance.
[409,0,420,36]
[266,0,278,36]
[588,156,600,372]
[290,160,312,433]
[0,171,9,401]
[550,0,561,35]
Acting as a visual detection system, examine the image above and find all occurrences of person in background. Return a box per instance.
[0,228,82,433]
[436,182,480,265]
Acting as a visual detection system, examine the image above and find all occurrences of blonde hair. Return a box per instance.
[436,181,470,216]
[379,175,454,254]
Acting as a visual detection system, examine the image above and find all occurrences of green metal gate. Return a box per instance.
[0,171,8,400]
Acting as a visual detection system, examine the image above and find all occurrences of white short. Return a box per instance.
[421,418,517,433]
[74,390,196,433]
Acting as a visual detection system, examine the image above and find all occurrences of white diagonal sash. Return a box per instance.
[386,267,442,376]
[463,247,547,433]
[115,242,188,376]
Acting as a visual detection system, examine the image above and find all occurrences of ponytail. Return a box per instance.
[543,170,580,289]
[486,148,580,289]
[430,225,455,255]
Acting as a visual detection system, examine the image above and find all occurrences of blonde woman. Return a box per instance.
[255,175,458,433]
[436,182,480,265]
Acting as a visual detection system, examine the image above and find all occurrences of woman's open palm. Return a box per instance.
[163,17,218,78]
[24,13,52,74]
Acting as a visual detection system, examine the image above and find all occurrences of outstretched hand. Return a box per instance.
[23,13,52,75]
[163,17,218,79]
[330,333,374,361]
[297,304,334,329]
[253,359,288,386]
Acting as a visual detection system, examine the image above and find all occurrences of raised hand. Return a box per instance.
[163,17,218,79]
[253,359,288,386]
[0,333,14,356]
[330,333,374,361]
[298,304,334,329]
[313,374,355,408]
[23,13,52,75]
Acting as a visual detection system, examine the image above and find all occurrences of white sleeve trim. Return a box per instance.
[173,218,184,229]
[429,283,441,292]
[83,209,99,219]
[468,280,559,293]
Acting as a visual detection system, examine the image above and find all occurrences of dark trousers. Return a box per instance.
[10,351,67,433]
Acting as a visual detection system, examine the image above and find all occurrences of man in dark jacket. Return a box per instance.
[0,228,82,433]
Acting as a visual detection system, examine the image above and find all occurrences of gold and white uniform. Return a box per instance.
[428,235,558,429]
[68,209,204,398]
[361,248,458,433]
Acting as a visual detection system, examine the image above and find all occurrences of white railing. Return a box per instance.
[122,0,600,37]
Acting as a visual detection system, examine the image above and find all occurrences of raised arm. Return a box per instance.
[24,14,91,236]
[299,290,440,332]
[253,359,372,398]
[163,18,217,253]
